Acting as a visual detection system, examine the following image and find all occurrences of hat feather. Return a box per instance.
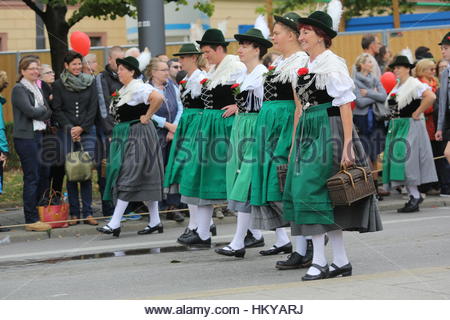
[327,0,343,31]
[254,15,270,39]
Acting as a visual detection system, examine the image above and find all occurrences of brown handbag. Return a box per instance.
[326,165,376,206]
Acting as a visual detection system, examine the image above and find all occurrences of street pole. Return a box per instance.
[266,0,273,33]
[392,0,401,29]
[136,0,166,55]
[35,0,45,49]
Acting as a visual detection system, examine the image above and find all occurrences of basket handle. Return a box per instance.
[354,166,369,182]
[341,169,356,189]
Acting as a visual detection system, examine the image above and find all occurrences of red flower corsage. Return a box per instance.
[200,78,209,85]
[179,79,187,89]
[297,67,309,76]
[231,83,241,95]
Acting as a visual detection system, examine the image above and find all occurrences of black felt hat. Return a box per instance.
[274,12,301,32]
[196,28,229,47]
[116,56,141,74]
[438,31,450,46]
[298,11,337,39]
[173,43,203,56]
[234,28,273,48]
[389,55,415,69]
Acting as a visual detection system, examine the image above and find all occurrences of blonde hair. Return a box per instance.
[0,70,8,92]
[144,58,167,82]
[414,59,436,78]
[196,54,208,71]
[354,53,371,72]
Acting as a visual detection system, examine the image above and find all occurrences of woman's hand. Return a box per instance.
[71,126,83,141]
[140,115,151,124]
[435,130,443,141]
[341,141,355,168]
[221,104,238,118]
[166,131,174,142]
[412,111,421,120]
[165,122,177,133]
[360,89,368,96]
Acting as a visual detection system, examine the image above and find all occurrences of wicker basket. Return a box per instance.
[277,164,289,193]
[326,165,376,207]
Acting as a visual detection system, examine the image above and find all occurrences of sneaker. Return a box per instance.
[214,207,224,219]
[25,221,52,232]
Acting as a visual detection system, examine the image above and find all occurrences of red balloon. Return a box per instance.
[380,72,397,94]
[70,31,91,56]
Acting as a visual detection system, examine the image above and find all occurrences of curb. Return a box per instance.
[1,197,449,244]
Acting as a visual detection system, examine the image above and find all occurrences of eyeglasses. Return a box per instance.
[43,71,55,75]
[26,67,40,71]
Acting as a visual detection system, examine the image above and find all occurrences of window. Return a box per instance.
[86,32,107,47]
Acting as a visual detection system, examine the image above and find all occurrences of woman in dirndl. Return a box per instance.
[176,29,247,247]
[250,13,311,264]
[97,56,165,237]
[383,55,437,212]
[163,43,208,242]
[283,11,383,281]
[214,28,272,258]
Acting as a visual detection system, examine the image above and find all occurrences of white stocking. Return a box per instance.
[196,205,214,240]
[306,234,327,276]
[249,228,263,240]
[292,235,307,256]
[108,199,129,229]
[145,200,161,227]
[228,212,251,250]
[274,228,290,247]
[187,204,198,230]
[328,229,349,271]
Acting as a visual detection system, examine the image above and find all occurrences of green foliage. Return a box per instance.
[167,0,215,17]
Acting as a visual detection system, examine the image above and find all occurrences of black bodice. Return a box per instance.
[388,97,421,118]
[110,102,148,123]
[180,86,203,109]
[295,73,333,106]
[263,74,295,101]
[235,90,261,113]
[201,84,236,109]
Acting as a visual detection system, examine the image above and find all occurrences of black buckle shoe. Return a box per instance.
[276,252,311,270]
[137,223,163,235]
[397,196,422,213]
[215,245,245,258]
[177,230,211,247]
[96,225,121,237]
[301,263,329,281]
[328,262,352,278]
[178,227,195,242]
[244,231,265,248]
[259,242,292,256]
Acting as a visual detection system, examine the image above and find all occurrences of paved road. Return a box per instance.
[0,207,449,300]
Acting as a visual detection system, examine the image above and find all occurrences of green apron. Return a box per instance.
[163,108,203,188]
[179,109,235,200]
[283,102,335,225]
[250,100,295,205]
[226,112,258,202]
[103,120,136,201]
[382,118,410,184]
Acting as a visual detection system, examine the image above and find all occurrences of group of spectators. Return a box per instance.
[351,34,450,199]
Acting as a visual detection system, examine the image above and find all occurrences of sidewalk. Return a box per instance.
[0,193,449,243]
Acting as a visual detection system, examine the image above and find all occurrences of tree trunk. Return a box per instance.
[42,5,69,78]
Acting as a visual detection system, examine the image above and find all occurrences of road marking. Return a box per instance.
[141,265,450,300]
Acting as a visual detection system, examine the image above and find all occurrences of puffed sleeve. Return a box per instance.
[326,72,356,106]
[140,83,155,105]
[417,82,431,97]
